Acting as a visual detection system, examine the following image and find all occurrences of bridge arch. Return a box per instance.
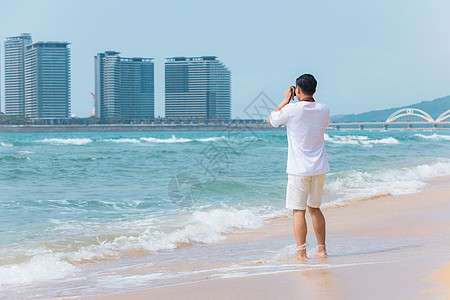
[436,110,450,122]
[386,108,434,123]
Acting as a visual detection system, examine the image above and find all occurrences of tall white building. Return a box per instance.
[4,33,32,116]
[95,51,154,119]
[165,56,231,119]
[24,42,71,118]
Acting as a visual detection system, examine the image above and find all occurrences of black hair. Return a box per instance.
[296,74,317,95]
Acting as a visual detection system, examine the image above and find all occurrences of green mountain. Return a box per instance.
[331,95,450,122]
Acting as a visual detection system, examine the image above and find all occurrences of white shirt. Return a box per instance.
[269,101,330,176]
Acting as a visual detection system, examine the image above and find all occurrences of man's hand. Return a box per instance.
[284,86,295,102]
[267,86,294,126]
[274,86,294,112]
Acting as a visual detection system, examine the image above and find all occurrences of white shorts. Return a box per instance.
[286,173,325,210]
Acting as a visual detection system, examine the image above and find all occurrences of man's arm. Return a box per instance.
[267,86,295,126]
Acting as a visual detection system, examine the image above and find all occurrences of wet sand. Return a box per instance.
[84,178,450,300]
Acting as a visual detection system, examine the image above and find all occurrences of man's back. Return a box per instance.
[270,100,330,176]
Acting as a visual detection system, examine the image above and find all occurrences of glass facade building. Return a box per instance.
[4,33,32,116]
[165,56,231,119]
[24,42,71,118]
[95,51,154,119]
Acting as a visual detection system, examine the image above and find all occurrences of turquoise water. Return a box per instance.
[0,129,450,295]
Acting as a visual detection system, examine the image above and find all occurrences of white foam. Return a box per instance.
[360,137,399,145]
[17,150,34,154]
[196,136,226,142]
[0,253,77,286]
[67,243,120,262]
[324,158,450,207]
[140,135,227,143]
[95,272,169,288]
[140,135,193,143]
[415,133,450,141]
[191,207,264,241]
[99,136,226,144]
[325,134,400,146]
[36,138,92,145]
[271,244,299,261]
[0,142,13,147]
[101,206,265,253]
[102,138,140,143]
[34,135,230,145]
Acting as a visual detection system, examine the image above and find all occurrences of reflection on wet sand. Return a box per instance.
[296,264,342,300]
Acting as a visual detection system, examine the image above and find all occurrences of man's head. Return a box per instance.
[295,74,317,96]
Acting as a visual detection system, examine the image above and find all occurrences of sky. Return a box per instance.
[1,0,450,118]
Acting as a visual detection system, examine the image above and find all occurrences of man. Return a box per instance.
[267,74,330,261]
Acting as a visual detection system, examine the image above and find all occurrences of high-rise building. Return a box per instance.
[165,56,231,119]
[4,33,32,116]
[95,51,154,119]
[24,42,71,118]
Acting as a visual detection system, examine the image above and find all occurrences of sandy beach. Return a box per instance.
[84,177,450,300]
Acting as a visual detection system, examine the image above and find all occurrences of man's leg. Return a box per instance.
[293,209,307,261]
[308,206,327,257]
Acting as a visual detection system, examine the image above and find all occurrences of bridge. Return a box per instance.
[329,108,450,130]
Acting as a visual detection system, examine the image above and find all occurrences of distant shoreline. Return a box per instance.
[0,123,448,133]
[0,124,282,133]
[0,122,450,133]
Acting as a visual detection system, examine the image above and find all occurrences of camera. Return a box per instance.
[290,86,296,101]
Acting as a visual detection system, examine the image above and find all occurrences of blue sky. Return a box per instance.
[1,0,450,118]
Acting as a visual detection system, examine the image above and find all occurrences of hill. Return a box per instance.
[331,95,450,122]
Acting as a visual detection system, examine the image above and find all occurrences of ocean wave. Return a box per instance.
[100,206,264,253]
[36,138,93,145]
[0,205,267,286]
[0,142,13,147]
[102,138,141,143]
[0,253,77,286]
[195,136,226,142]
[140,135,193,143]
[30,135,235,145]
[324,134,399,146]
[99,135,226,144]
[414,133,450,141]
[0,155,30,161]
[140,135,225,143]
[324,158,450,207]
[17,150,34,155]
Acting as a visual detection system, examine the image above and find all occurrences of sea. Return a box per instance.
[1,129,450,298]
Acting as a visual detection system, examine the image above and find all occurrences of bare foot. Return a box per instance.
[311,245,327,258]
[296,249,307,261]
